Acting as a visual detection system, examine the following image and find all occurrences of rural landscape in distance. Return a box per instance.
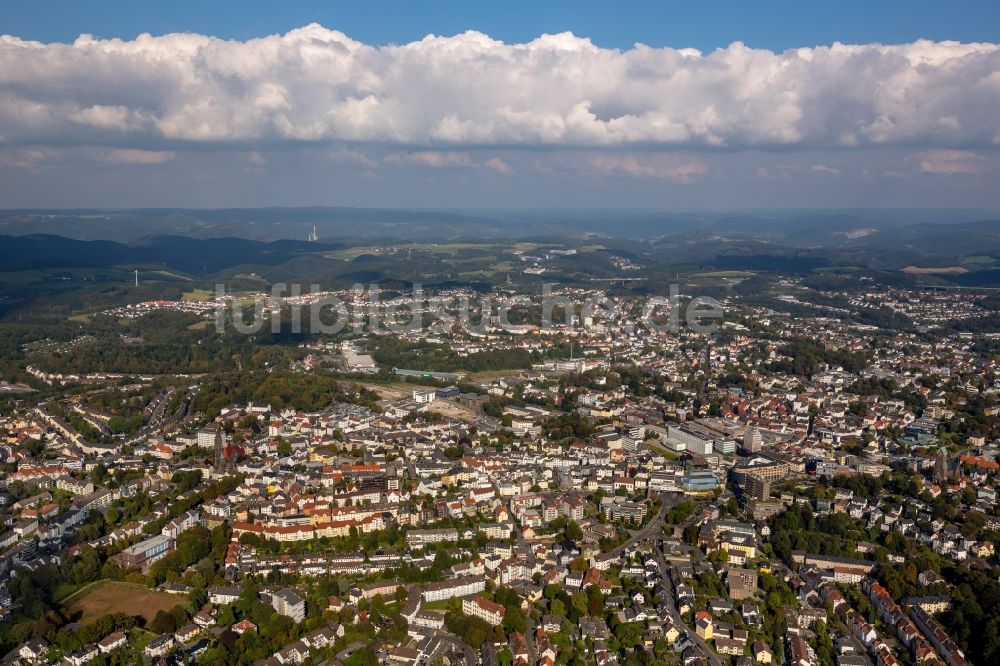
[1,2,1000,666]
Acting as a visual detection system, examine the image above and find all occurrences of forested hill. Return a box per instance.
[0,234,342,274]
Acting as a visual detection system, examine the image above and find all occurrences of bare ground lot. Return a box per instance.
[355,381,480,419]
[65,581,181,624]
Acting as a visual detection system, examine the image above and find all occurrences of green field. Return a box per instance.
[143,270,193,282]
[327,242,499,261]
[181,287,213,301]
[690,270,757,278]
[961,255,997,266]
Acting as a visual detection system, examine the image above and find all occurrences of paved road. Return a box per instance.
[525,615,538,664]
[437,631,478,666]
[591,491,721,666]
[606,492,678,558]
[136,388,172,438]
[653,552,723,666]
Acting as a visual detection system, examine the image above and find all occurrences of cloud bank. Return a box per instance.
[1,24,999,152]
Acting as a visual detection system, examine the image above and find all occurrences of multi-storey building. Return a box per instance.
[462,596,506,625]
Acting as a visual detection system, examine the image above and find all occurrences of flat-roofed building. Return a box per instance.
[112,534,173,570]
[726,567,759,600]
[270,588,305,622]
[406,528,460,548]
[422,575,486,602]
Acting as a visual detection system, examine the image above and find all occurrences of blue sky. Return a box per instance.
[0,1,998,209]
[3,1,999,51]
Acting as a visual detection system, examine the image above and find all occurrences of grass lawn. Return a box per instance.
[343,651,368,666]
[646,441,679,460]
[129,628,157,652]
[65,581,182,624]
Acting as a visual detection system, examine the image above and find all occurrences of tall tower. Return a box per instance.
[933,447,949,485]
[214,426,225,472]
[134,269,139,287]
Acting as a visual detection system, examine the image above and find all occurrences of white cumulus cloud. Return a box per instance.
[384,151,475,168]
[484,157,515,174]
[810,164,842,175]
[587,154,707,181]
[95,148,175,164]
[910,149,988,175]
[0,25,998,153]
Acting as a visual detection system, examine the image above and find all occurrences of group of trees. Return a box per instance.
[369,335,535,373]
[446,581,609,654]
[53,612,137,657]
[171,470,203,493]
[939,393,999,441]
[238,520,413,561]
[35,311,241,376]
[145,525,226,587]
[874,534,1000,665]
[766,504,872,566]
[936,566,1000,665]
[665,500,696,525]
[847,377,927,412]
[763,490,1000,666]
[542,412,595,441]
[767,340,868,377]
[192,371,381,416]
[2,557,140,655]
[2,511,243,661]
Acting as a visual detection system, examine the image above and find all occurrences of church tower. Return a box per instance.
[214,426,225,472]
